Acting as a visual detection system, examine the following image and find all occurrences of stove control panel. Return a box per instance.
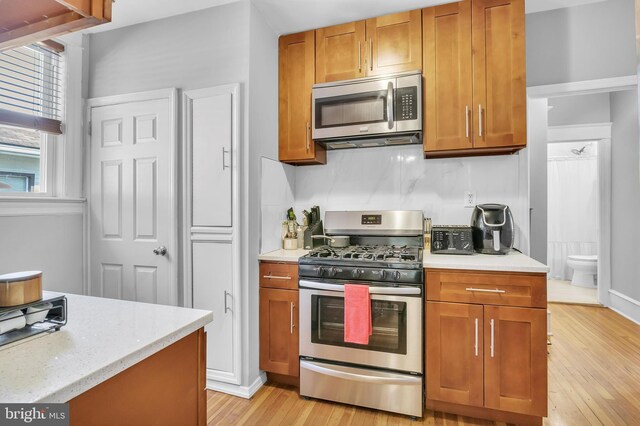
[300,264,422,284]
[361,214,382,225]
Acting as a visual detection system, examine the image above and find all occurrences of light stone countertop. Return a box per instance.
[258,248,309,263]
[424,250,549,273]
[0,293,212,403]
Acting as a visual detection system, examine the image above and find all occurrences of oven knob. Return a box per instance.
[379,270,387,279]
[351,268,363,278]
[392,271,401,281]
[317,267,325,277]
[329,267,337,277]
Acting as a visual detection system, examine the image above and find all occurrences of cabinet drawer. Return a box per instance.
[260,262,298,290]
[426,269,546,308]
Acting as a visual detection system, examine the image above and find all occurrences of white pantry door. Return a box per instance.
[89,91,177,305]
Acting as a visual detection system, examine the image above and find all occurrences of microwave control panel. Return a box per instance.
[395,87,418,121]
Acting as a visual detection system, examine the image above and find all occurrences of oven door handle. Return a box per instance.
[299,280,421,295]
[301,361,421,385]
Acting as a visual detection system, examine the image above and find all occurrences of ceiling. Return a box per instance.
[86,0,609,35]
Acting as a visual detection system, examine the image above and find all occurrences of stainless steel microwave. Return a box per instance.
[311,71,422,149]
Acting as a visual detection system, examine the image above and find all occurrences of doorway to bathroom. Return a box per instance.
[547,140,600,304]
[527,76,639,307]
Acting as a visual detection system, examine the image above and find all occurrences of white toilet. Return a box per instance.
[566,255,598,287]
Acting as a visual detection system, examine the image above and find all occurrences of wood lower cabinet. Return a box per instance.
[279,31,326,165]
[484,306,547,416]
[422,0,526,158]
[259,262,299,379]
[426,302,483,407]
[426,269,547,424]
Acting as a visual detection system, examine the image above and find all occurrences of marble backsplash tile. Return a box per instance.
[293,145,527,250]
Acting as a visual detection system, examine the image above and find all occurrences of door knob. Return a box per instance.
[153,246,167,256]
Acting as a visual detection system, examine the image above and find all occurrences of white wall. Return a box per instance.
[88,2,250,98]
[294,145,528,250]
[548,93,611,126]
[245,1,279,390]
[0,213,84,295]
[610,89,640,304]
[526,0,636,86]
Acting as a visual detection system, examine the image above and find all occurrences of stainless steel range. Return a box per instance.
[298,210,424,418]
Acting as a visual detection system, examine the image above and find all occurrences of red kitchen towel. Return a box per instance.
[344,284,372,345]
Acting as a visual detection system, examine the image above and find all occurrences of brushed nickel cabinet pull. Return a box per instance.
[369,38,373,71]
[478,104,483,137]
[263,274,292,280]
[358,41,362,72]
[490,318,495,358]
[224,290,231,314]
[465,287,506,294]
[465,105,470,139]
[306,122,310,151]
[474,318,479,356]
[290,302,295,334]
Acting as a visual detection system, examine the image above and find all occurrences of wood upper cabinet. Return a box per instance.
[279,31,326,165]
[426,302,483,407]
[315,11,422,83]
[315,21,366,83]
[484,306,547,417]
[422,0,526,158]
[259,287,299,377]
[472,0,526,150]
[366,10,422,76]
[423,1,473,153]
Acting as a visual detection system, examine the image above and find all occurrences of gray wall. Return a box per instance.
[88,2,250,98]
[245,2,278,388]
[610,89,640,301]
[0,214,84,295]
[526,0,636,86]
[548,93,611,126]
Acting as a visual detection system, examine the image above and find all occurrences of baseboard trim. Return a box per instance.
[609,290,640,325]
[206,373,267,399]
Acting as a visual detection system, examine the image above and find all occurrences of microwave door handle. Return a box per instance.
[387,81,394,130]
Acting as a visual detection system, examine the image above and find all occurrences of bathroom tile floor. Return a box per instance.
[548,279,599,305]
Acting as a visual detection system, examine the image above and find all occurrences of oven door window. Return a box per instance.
[310,295,407,354]
[315,91,388,128]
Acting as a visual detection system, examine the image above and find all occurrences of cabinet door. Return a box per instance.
[279,31,324,164]
[315,21,365,83]
[260,288,299,377]
[472,0,526,149]
[423,1,473,154]
[426,302,484,407]
[192,241,238,383]
[365,10,422,76]
[189,91,232,227]
[484,306,547,416]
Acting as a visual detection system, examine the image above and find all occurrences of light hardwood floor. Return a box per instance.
[206,304,640,425]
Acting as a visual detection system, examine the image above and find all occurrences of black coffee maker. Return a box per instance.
[470,204,514,255]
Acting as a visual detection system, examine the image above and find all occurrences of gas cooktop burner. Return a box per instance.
[306,245,421,263]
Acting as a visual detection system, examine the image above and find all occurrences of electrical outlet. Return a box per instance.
[464,192,476,208]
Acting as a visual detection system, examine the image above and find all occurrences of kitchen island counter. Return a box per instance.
[424,250,548,273]
[0,293,212,404]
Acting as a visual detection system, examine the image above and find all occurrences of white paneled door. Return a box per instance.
[89,90,177,305]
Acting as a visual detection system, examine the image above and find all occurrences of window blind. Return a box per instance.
[0,43,64,135]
